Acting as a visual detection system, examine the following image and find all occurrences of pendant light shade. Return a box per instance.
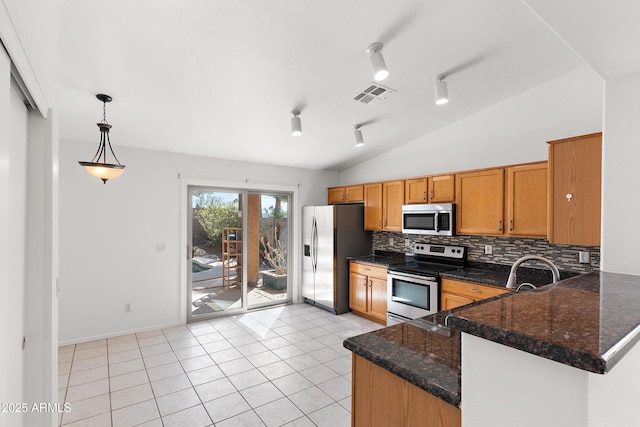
[434,75,449,105]
[78,94,126,184]
[353,126,364,147]
[291,110,302,136]
[367,43,389,82]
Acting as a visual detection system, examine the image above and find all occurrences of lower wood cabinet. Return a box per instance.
[440,278,509,311]
[349,262,387,324]
[352,355,461,427]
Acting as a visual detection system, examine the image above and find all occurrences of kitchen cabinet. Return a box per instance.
[405,177,428,204]
[404,174,455,204]
[506,162,547,237]
[456,168,505,235]
[364,180,404,231]
[429,173,456,203]
[382,180,404,231]
[327,184,364,204]
[349,262,387,324]
[548,132,602,246]
[363,183,383,230]
[352,354,461,427]
[440,278,509,310]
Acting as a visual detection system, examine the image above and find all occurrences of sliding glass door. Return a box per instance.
[187,186,291,322]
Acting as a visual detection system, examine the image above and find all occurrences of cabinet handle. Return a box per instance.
[383,219,387,227]
[423,191,427,201]
[378,219,382,227]
[369,280,373,288]
[509,220,513,231]
[471,288,482,293]
[566,193,573,202]
[430,190,434,200]
[498,220,502,231]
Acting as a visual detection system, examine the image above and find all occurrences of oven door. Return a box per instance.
[387,271,438,321]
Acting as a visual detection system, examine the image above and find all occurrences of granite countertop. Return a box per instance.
[348,255,401,267]
[441,261,580,288]
[343,314,461,407]
[447,271,640,374]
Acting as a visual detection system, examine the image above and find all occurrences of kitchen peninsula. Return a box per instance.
[344,271,640,427]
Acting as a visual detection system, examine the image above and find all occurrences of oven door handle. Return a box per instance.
[388,271,437,282]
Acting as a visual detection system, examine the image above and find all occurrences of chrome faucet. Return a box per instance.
[506,255,560,290]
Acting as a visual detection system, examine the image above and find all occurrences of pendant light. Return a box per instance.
[78,94,126,183]
[367,43,389,82]
[291,110,302,136]
[434,75,449,105]
[353,126,364,147]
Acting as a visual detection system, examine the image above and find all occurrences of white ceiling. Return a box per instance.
[58,0,587,171]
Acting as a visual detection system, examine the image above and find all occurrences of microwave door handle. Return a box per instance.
[434,212,440,232]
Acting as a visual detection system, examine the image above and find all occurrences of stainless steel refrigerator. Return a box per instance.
[302,204,371,314]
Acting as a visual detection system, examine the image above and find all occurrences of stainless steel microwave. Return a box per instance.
[401,203,455,236]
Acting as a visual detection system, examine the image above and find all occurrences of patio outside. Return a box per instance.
[190,192,289,315]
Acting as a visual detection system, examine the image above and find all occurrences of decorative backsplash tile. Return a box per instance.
[372,232,600,273]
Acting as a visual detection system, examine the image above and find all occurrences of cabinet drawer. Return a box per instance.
[440,278,509,300]
[350,262,387,279]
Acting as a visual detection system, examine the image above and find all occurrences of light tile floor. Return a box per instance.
[58,303,383,427]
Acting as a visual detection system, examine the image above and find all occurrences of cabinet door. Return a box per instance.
[428,174,455,203]
[548,133,602,246]
[383,180,404,231]
[364,183,383,230]
[345,185,364,203]
[404,178,427,204]
[350,271,368,313]
[456,169,505,235]
[507,163,547,237]
[441,292,475,311]
[327,187,345,204]
[368,275,388,322]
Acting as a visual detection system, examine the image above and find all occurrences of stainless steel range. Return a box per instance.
[386,243,467,325]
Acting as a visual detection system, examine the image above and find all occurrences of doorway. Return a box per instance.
[187,187,292,322]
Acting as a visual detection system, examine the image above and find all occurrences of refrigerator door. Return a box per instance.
[313,205,336,310]
[301,206,315,301]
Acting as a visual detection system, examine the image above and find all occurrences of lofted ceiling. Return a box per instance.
[58,0,587,171]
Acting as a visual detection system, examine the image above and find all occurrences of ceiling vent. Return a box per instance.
[354,83,396,105]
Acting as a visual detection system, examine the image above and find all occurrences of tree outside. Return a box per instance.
[193,192,239,255]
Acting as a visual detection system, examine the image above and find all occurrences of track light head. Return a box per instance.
[434,75,449,105]
[367,43,389,82]
[353,126,364,147]
[291,110,302,136]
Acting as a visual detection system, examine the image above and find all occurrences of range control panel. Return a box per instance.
[413,243,466,260]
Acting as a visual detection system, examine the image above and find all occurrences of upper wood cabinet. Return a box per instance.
[364,181,404,231]
[383,180,404,231]
[506,163,547,237]
[364,183,383,230]
[456,168,505,235]
[428,174,455,203]
[548,133,602,246]
[327,185,364,204]
[404,174,455,204]
[405,177,428,204]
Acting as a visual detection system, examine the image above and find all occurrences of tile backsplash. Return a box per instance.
[372,232,600,273]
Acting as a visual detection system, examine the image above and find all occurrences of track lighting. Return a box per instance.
[353,126,364,147]
[291,110,302,136]
[367,43,389,82]
[434,75,448,105]
[78,94,126,184]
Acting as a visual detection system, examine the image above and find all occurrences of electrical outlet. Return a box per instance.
[389,237,394,246]
[484,245,493,255]
[405,238,410,247]
[125,303,132,312]
[579,251,590,264]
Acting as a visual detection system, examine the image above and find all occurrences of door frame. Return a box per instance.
[180,178,300,324]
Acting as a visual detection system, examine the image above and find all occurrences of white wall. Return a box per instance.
[600,74,640,275]
[59,142,338,344]
[462,332,640,427]
[340,65,603,185]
